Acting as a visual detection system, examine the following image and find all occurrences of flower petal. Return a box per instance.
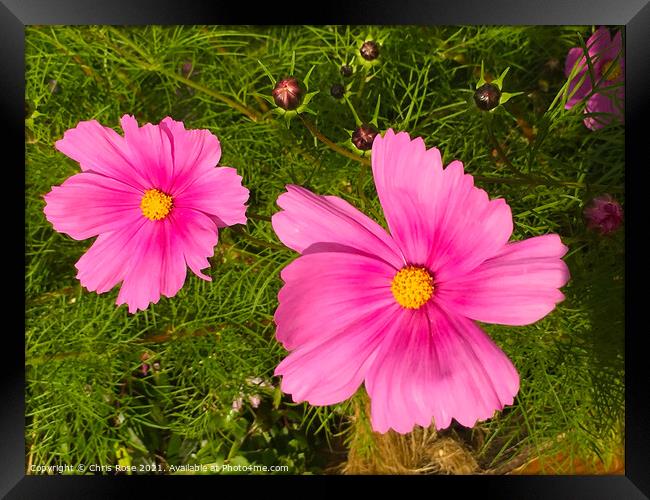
[120,114,175,193]
[366,304,519,434]
[370,129,443,265]
[167,207,219,281]
[275,300,402,406]
[275,251,397,351]
[54,119,149,189]
[158,117,223,194]
[564,47,592,109]
[117,211,219,313]
[114,216,192,313]
[44,172,143,240]
[371,130,513,280]
[436,234,570,326]
[586,26,615,61]
[75,217,148,296]
[174,166,249,227]
[272,184,404,268]
[584,91,624,130]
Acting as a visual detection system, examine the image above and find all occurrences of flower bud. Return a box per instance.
[180,60,193,78]
[330,83,345,99]
[340,64,353,77]
[360,40,380,61]
[584,195,623,235]
[474,83,501,111]
[352,124,379,151]
[272,77,304,110]
[140,352,150,377]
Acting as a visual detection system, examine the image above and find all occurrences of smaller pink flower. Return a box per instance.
[44,115,249,313]
[232,396,244,413]
[564,27,624,130]
[248,395,261,408]
[584,195,623,234]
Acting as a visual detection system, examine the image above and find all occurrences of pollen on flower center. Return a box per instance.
[390,266,434,309]
[140,189,173,221]
[601,59,622,81]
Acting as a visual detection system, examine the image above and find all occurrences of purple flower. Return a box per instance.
[584,195,623,234]
[565,27,624,130]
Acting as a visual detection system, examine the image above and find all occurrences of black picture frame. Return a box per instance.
[5,1,649,497]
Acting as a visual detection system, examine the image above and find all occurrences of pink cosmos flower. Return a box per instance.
[584,194,623,235]
[44,115,249,313]
[271,129,570,434]
[565,26,624,130]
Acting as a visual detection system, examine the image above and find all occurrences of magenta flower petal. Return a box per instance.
[44,172,142,240]
[275,298,401,406]
[165,207,219,281]
[272,129,568,434]
[158,117,222,193]
[371,129,513,281]
[585,26,616,61]
[436,234,570,326]
[366,304,519,433]
[564,47,592,109]
[275,251,396,351]
[564,26,625,128]
[54,119,148,189]
[46,115,248,313]
[584,90,624,130]
[120,115,175,193]
[272,184,404,268]
[175,166,248,227]
[75,219,148,295]
[115,218,189,313]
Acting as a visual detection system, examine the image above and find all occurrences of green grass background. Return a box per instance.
[25,25,624,474]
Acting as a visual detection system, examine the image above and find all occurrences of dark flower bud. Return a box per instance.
[352,124,379,151]
[272,77,304,111]
[360,41,380,61]
[474,83,501,111]
[340,64,353,77]
[330,83,345,99]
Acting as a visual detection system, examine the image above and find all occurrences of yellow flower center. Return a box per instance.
[140,189,173,221]
[390,266,434,309]
[601,59,622,81]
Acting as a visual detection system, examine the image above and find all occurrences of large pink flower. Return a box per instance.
[271,129,570,434]
[564,26,624,130]
[44,115,249,313]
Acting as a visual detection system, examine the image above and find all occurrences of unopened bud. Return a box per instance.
[330,83,345,99]
[474,83,501,111]
[272,77,304,110]
[340,64,353,77]
[360,41,380,61]
[352,124,379,151]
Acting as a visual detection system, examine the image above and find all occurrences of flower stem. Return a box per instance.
[298,115,371,166]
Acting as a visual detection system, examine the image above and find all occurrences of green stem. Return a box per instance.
[162,70,262,122]
[298,115,370,166]
[247,212,272,222]
[231,226,286,251]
